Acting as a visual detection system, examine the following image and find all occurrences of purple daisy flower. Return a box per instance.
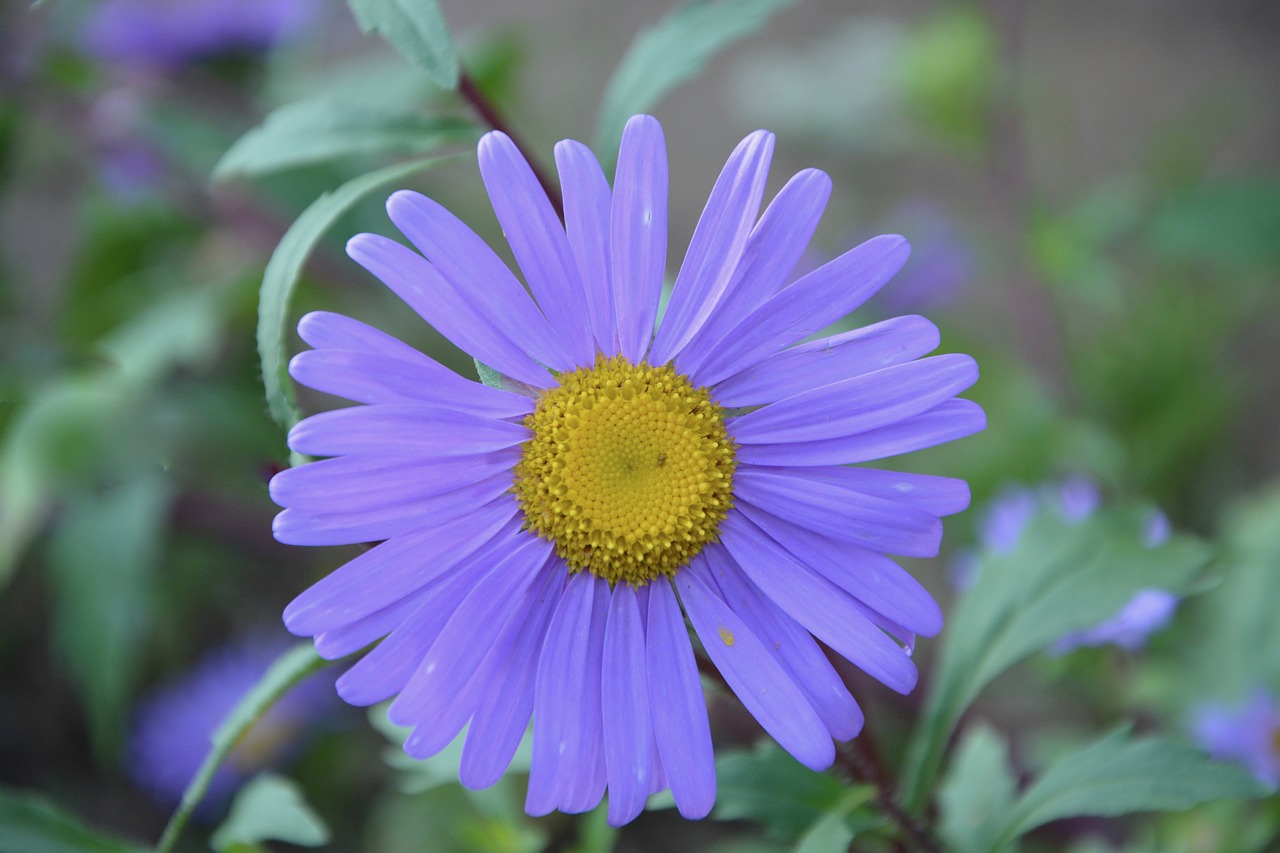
[81,0,309,69]
[130,637,332,810]
[1193,689,1280,788]
[271,115,985,825]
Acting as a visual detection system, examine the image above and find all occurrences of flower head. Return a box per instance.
[1193,689,1280,788]
[272,115,984,825]
[129,637,332,810]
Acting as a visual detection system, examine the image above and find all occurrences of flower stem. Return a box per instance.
[457,67,564,220]
[154,642,329,853]
[837,737,941,853]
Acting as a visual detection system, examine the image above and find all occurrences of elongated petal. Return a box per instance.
[678,556,833,770]
[711,315,940,407]
[703,545,863,740]
[269,449,520,513]
[730,354,978,444]
[556,139,616,354]
[283,504,521,634]
[601,583,655,826]
[392,537,554,756]
[312,581,435,659]
[297,310,430,361]
[478,132,594,363]
[649,130,774,365]
[289,350,533,416]
[460,561,567,789]
[719,513,917,693]
[271,474,514,546]
[678,169,832,376]
[692,235,910,387]
[611,115,667,363]
[735,467,942,558]
[527,574,608,816]
[646,580,715,819]
[347,232,553,387]
[787,467,970,517]
[738,503,943,637]
[385,190,576,371]
[287,404,528,459]
[736,399,986,467]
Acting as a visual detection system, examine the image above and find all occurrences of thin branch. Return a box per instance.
[837,739,942,853]
[457,68,564,220]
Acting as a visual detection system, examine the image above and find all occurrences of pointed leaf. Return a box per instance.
[347,0,459,88]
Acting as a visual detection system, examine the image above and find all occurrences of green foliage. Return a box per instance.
[347,0,460,89]
[714,742,850,840]
[213,99,478,180]
[0,788,145,853]
[937,723,1018,853]
[900,504,1213,811]
[210,773,330,851]
[1146,180,1280,272]
[594,0,796,169]
[256,156,459,430]
[989,729,1265,850]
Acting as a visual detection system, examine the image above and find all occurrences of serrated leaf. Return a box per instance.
[214,99,477,180]
[714,742,849,841]
[48,474,171,761]
[0,788,145,853]
[594,0,796,169]
[937,723,1018,853]
[990,729,1265,850]
[257,155,459,429]
[900,505,1213,811]
[347,0,459,88]
[210,773,330,851]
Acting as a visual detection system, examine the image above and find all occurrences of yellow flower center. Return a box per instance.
[513,355,736,586]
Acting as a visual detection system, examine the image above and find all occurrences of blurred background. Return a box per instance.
[1,0,1278,850]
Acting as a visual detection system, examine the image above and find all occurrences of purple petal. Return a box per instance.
[460,561,568,789]
[347,232,553,388]
[556,139,617,354]
[383,191,578,373]
[289,350,534,416]
[711,315,940,408]
[283,503,521,634]
[775,466,970,517]
[286,404,528,459]
[646,579,715,819]
[691,235,910,388]
[718,513,918,694]
[730,354,978,445]
[478,133,595,364]
[297,311,430,361]
[678,556,834,770]
[703,545,863,741]
[271,474,514,546]
[526,573,608,816]
[611,115,667,364]
[734,467,942,558]
[737,399,986,466]
[269,449,520,513]
[601,583,655,826]
[677,169,831,377]
[392,537,555,757]
[738,503,942,637]
[649,130,774,365]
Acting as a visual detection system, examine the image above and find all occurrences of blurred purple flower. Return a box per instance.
[1055,473,1101,524]
[81,0,309,68]
[1193,689,1280,788]
[1052,588,1179,654]
[871,203,975,314]
[129,637,332,811]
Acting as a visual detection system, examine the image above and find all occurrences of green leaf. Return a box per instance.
[257,155,460,429]
[1147,181,1280,271]
[714,742,849,840]
[214,99,477,180]
[791,810,853,853]
[0,788,145,853]
[594,0,796,169]
[990,729,1266,849]
[347,0,459,89]
[937,723,1018,853]
[900,505,1213,812]
[48,474,171,761]
[210,773,330,851]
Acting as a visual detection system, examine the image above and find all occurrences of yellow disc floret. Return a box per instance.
[513,355,736,586]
